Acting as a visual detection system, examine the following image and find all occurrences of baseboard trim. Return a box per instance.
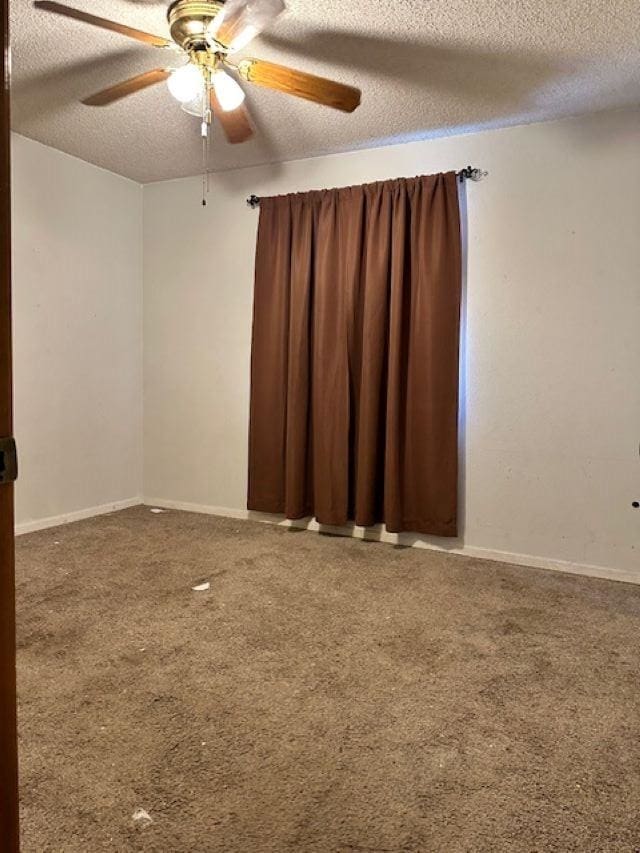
[15,497,143,536]
[143,497,639,586]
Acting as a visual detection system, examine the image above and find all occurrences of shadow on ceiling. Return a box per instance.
[10,47,152,119]
[258,29,580,108]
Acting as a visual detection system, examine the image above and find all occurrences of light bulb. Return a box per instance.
[212,70,245,112]
[167,64,204,103]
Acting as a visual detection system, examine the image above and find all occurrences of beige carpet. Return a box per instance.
[16,506,640,852]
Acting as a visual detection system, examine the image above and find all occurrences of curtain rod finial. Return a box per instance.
[247,194,261,209]
[459,166,488,182]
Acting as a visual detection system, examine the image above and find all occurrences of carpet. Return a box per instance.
[15,506,640,851]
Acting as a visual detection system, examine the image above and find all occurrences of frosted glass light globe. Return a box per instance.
[212,70,245,112]
[167,65,204,103]
[181,90,206,118]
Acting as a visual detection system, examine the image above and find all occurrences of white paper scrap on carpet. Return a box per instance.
[132,808,153,827]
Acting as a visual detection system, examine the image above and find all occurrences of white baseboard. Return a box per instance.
[143,497,640,587]
[15,497,143,536]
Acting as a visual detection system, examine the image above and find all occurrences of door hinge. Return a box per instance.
[0,437,18,484]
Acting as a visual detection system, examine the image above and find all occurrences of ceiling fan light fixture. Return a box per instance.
[213,69,245,111]
[167,63,204,103]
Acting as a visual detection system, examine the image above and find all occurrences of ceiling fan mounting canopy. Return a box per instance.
[167,0,226,53]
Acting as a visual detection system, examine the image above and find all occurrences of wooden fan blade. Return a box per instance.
[209,88,254,144]
[82,69,170,106]
[33,1,171,47]
[211,0,285,53]
[236,58,361,113]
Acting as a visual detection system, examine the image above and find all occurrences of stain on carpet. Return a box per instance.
[15,506,640,851]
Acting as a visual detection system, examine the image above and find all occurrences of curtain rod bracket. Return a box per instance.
[246,167,487,207]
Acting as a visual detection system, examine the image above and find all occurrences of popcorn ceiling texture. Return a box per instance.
[10,0,640,182]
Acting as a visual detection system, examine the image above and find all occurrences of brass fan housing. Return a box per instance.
[167,0,226,52]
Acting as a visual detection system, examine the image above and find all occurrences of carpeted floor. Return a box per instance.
[15,506,640,852]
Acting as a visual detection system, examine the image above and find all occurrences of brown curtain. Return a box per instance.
[248,172,462,537]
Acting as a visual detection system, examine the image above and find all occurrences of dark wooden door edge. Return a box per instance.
[1,0,20,847]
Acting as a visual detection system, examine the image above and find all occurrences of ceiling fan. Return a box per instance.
[33,0,362,146]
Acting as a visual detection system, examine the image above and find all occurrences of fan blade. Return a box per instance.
[33,1,171,48]
[210,0,285,53]
[209,88,254,144]
[82,69,170,106]
[236,59,361,112]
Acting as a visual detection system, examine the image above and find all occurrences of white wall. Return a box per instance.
[12,134,143,530]
[143,107,640,578]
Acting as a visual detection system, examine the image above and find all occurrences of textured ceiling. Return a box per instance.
[9,0,640,183]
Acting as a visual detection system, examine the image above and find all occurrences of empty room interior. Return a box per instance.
[2,0,640,849]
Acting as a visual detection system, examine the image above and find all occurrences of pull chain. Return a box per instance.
[201,131,207,206]
[201,80,212,207]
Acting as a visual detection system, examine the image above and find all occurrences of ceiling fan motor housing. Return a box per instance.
[167,0,226,52]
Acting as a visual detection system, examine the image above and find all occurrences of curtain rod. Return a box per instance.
[246,166,487,209]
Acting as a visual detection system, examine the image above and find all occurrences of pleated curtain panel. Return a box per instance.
[248,172,462,537]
